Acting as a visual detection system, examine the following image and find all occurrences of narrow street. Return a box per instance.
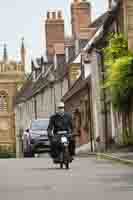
[0,156,133,199]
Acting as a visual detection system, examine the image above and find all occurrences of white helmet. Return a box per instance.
[57,102,64,108]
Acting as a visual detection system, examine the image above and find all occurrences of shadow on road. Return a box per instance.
[29,167,71,171]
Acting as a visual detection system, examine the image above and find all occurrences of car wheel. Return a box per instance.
[23,152,30,158]
[24,151,34,158]
[29,151,34,157]
[60,162,63,169]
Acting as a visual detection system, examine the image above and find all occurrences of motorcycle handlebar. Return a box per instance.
[49,131,80,138]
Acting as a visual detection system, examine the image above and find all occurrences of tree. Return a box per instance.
[104,33,133,112]
[104,33,133,145]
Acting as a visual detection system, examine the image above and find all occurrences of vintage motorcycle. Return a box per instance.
[52,131,73,169]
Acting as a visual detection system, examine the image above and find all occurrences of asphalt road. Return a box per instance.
[0,156,133,200]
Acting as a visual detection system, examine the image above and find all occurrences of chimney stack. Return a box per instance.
[47,11,50,19]
[45,10,65,62]
[71,0,91,39]
[58,10,62,19]
[108,0,112,10]
[52,11,56,19]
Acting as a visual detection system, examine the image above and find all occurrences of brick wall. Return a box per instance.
[71,0,91,39]
[45,11,65,61]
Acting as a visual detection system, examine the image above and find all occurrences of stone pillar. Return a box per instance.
[16,128,23,158]
[91,51,105,152]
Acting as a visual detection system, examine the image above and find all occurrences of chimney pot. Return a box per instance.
[74,0,79,3]
[47,11,50,19]
[58,10,62,19]
[108,0,112,10]
[52,11,56,19]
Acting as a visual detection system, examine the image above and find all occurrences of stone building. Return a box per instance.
[63,0,133,152]
[0,41,25,153]
[14,0,97,140]
[15,61,68,130]
[62,5,109,148]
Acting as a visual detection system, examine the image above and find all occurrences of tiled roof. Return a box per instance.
[15,63,68,105]
[66,12,110,65]
[14,81,33,104]
[62,2,120,102]
[90,12,109,28]
[92,2,120,48]
[62,76,90,102]
[15,67,51,104]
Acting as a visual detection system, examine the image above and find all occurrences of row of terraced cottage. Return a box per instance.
[15,0,133,154]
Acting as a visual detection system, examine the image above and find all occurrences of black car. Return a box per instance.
[23,118,50,157]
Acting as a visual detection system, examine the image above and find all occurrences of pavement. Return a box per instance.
[76,143,133,165]
[75,142,95,156]
[97,152,133,166]
[0,156,133,199]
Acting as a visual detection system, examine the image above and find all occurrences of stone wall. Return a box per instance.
[15,78,68,133]
[123,0,133,51]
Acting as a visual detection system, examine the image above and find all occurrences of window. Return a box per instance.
[31,119,49,131]
[0,92,8,112]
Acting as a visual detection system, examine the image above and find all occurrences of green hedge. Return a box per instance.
[123,129,133,145]
[0,145,16,158]
[104,33,133,112]
[0,152,16,158]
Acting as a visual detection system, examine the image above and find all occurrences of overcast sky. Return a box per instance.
[0,0,108,71]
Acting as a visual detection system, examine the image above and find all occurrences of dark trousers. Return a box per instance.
[69,138,75,156]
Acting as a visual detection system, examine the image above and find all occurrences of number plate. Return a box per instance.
[61,136,68,143]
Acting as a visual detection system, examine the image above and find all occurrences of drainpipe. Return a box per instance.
[61,78,63,97]
[81,51,93,151]
[49,80,56,113]
[53,85,56,112]
[87,82,93,152]
[81,51,85,80]
[34,97,37,119]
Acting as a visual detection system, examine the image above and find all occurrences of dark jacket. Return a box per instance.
[47,112,73,136]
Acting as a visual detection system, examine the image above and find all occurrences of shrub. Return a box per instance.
[104,33,133,112]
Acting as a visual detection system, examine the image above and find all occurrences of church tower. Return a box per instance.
[0,41,25,154]
[3,44,8,63]
[20,38,26,71]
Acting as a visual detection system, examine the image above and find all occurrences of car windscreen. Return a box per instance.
[31,120,49,130]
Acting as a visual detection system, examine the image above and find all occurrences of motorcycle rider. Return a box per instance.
[47,102,75,161]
